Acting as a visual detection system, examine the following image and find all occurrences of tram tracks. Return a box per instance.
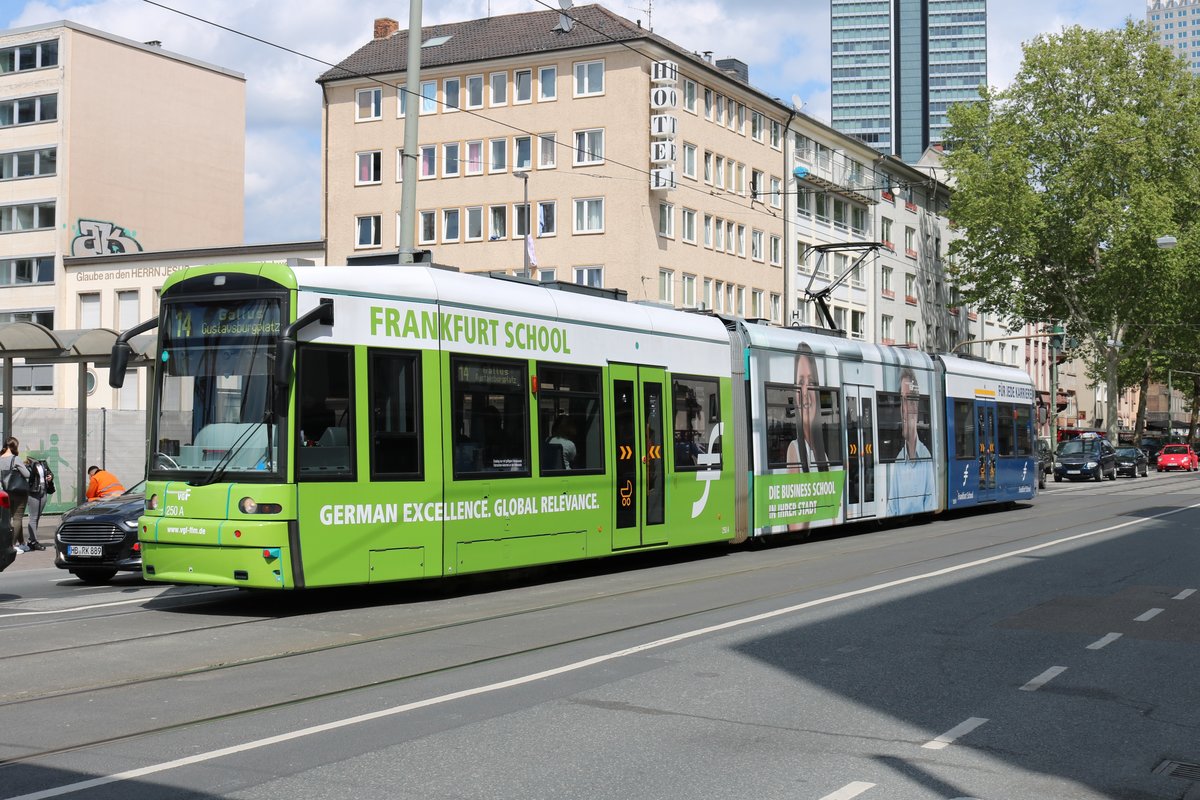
[2,472,1197,769]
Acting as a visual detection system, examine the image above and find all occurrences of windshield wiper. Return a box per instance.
[189,420,265,487]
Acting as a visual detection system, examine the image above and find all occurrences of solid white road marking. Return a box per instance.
[1086,633,1122,650]
[1173,589,1196,600]
[0,589,234,619]
[1134,608,1164,622]
[818,782,875,800]
[1020,666,1067,692]
[7,500,1200,800]
[922,717,989,750]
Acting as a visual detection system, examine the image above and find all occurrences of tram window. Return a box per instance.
[877,389,931,462]
[997,403,1017,455]
[764,383,842,470]
[451,356,529,478]
[368,349,422,479]
[672,375,721,471]
[1014,405,1033,455]
[296,345,355,480]
[953,400,974,459]
[536,363,604,474]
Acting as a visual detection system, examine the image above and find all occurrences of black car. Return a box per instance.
[1053,437,1117,482]
[0,489,13,573]
[1114,446,1149,478]
[53,481,145,583]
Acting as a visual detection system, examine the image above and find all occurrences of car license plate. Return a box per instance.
[1066,469,1079,474]
[67,545,103,557]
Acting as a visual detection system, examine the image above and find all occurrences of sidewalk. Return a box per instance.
[7,515,63,572]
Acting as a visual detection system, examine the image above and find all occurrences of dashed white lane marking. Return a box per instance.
[1134,608,1164,622]
[9,500,1200,800]
[1173,589,1196,600]
[1087,633,1122,650]
[922,717,989,750]
[1020,666,1067,692]
[818,782,875,800]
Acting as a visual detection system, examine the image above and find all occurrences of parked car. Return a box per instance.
[53,481,145,583]
[1054,438,1117,482]
[1155,444,1198,472]
[1114,446,1149,478]
[0,489,13,574]
[1037,438,1053,489]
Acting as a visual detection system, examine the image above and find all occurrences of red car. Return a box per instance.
[1155,444,1198,472]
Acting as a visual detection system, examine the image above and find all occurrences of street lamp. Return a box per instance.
[513,170,530,276]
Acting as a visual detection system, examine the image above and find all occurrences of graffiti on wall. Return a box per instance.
[71,219,143,256]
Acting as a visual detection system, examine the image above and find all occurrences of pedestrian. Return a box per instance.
[23,455,53,551]
[86,465,126,501]
[0,437,31,552]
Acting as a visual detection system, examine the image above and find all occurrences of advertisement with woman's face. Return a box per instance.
[882,365,936,516]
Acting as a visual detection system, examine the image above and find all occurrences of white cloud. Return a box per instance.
[1,0,1154,245]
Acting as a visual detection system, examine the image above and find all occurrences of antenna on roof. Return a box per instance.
[626,0,652,30]
[554,0,575,32]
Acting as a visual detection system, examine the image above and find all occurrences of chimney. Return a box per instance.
[374,18,399,39]
[715,57,749,84]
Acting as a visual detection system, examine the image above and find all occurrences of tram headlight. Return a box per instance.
[147,494,158,511]
[238,497,282,514]
[239,496,258,514]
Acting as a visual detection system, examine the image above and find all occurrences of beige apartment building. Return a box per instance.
[0,20,245,410]
[320,4,1013,378]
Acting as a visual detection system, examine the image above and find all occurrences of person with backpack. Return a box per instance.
[23,455,53,551]
[0,437,31,552]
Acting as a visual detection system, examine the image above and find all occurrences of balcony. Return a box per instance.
[881,289,895,299]
[905,201,918,213]
[905,294,917,306]
[905,248,918,259]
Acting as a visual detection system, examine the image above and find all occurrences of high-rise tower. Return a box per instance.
[831,0,987,163]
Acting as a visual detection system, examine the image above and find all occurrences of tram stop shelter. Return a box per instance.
[0,322,155,505]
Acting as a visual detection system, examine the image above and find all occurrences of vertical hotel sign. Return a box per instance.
[650,60,678,191]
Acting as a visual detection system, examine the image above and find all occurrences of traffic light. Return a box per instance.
[1049,324,1065,350]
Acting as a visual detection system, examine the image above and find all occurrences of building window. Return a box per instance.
[514,136,532,170]
[420,80,437,114]
[751,110,763,140]
[881,217,894,249]
[703,278,713,309]
[703,214,713,248]
[574,198,604,233]
[514,203,531,237]
[419,145,436,178]
[682,143,697,179]
[514,69,533,103]
[850,310,865,340]
[489,205,507,240]
[489,71,508,105]
[658,203,674,238]
[443,77,460,111]
[882,265,894,295]
[0,40,59,74]
[751,229,764,261]
[905,226,917,257]
[443,143,460,177]
[537,201,557,237]
[418,210,436,245]
[466,74,484,108]
[681,208,696,243]
[752,289,764,318]
[356,214,381,248]
[703,151,712,184]
[0,147,56,181]
[397,86,408,118]
[905,319,917,346]
[904,273,916,302]
[658,269,674,303]
[683,78,696,112]
[489,138,507,173]
[770,293,781,323]
[881,315,893,342]
[769,235,781,266]
[0,256,53,286]
[0,201,54,232]
[770,119,783,149]
[538,65,557,100]
[715,156,724,189]
[356,151,381,185]
[466,140,483,175]
[574,59,604,96]
[574,266,603,287]
[538,133,557,168]
[682,273,696,307]
[573,129,604,165]
[5,307,55,328]
[466,206,483,241]
[355,88,381,121]
[442,208,460,242]
[770,176,782,209]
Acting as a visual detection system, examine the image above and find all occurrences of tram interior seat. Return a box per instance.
[298,426,351,474]
[542,441,565,470]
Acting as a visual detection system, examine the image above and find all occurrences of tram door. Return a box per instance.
[976,400,998,502]
[610,364,667,549]
[844,384,878,519]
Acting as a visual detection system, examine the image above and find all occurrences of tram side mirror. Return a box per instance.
[109,342,132,388]
[275,338,297,389]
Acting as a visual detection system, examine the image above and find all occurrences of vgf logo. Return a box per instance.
[170,487,192,502]
[690,423,724,518]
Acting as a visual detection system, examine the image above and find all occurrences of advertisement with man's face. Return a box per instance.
[880,365,937,516]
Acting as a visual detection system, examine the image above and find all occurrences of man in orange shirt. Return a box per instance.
[85,466,126,501]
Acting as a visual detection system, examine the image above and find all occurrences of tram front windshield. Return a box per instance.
[150,297,282,482]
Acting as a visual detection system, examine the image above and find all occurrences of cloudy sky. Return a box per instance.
[3,0,1141,245]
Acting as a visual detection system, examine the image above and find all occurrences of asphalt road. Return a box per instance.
[2,470,1199,800]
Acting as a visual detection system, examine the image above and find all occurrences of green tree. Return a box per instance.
[944,22,1200,440]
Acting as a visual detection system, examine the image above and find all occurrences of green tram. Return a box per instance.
[110,263,1036,589]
